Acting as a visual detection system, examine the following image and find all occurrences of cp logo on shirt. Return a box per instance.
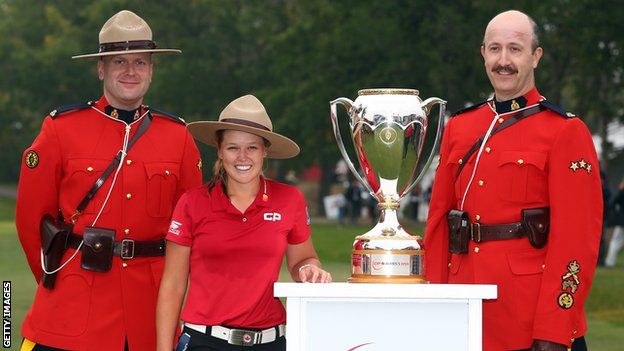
[263,212,282,221]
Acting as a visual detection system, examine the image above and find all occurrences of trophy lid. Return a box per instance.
[358,88,419,96]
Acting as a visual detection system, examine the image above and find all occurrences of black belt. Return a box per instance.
[469,222,528,243]
[66,233,165,259]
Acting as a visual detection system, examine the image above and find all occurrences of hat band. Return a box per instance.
[99,40,157,53]
[220,118,271,131]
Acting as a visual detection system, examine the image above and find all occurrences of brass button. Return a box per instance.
[498,117,504,124]
[126,159,132,165]
[538,223,543,229]
[122,262,128,268]
[126,193,132,199]
[478,180,484,186]
[485,147,491,153]
[94,242,102,249]
[448,262,452,268]
[475,214,481,221]
[541,264,546,269]
[517,159,524,165]
[124,229,130,235]
[165,170,170,176]
[242,217,247,222]
[474,247,480,253]
[87,166,94,172]
[458,159,463,165]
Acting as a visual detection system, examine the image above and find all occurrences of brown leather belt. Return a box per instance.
[469,222,528,243]
[66,233,165,259]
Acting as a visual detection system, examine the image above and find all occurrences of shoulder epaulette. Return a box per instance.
[49,101,93,119]
[450,100,488,117]
[147,106,186,125]
[539,100,575,118]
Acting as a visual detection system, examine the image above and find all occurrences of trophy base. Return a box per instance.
[350,249,427,284]
[348,275,427,284]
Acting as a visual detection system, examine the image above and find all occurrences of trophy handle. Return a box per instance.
[404,97,447,195]
[330,98,376,195]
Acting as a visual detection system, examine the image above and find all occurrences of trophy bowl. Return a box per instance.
[330,88,446,283]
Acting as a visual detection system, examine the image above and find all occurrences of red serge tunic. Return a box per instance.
[16,97,202,350]
[166,179,311,328]
[424,88,602,350]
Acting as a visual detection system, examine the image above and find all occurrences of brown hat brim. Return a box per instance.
[72,48,181,59]
[187,121,300,159]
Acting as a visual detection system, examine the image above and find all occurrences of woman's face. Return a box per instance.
[218,130,267,187]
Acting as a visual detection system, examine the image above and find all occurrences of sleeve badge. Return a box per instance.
[569,159,592,173]
[25,150,39,168]
[558,260,581,309]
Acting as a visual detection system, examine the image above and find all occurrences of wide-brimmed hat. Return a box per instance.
[188,95,300,159]
[72,10,181,59]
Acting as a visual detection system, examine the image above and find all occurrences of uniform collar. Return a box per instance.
[210,176,272,213]
[94,96,147,123]
[492,87,542,114]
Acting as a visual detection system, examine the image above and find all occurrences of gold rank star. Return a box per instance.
[586,164,592,173]
[579,159,587,169]
[111,109,119,119]
[569,161,579,171]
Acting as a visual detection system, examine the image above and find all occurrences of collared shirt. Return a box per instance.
[167,178,310,328]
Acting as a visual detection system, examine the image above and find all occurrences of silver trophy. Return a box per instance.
[330,89,446,283]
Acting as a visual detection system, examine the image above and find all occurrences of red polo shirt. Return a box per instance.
[167,178,310,328]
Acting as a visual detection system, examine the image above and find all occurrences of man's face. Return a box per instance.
[97,53,153,109]
[481,13,542,101]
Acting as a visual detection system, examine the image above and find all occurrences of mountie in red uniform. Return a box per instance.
[16,97,202,350]
[425,87,602,350]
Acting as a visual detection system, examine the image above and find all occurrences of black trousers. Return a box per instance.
[517,337,588,351]
[177,326,286,351]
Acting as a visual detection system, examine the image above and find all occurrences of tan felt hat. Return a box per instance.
[72,10,181,59]
[188,95,300,159]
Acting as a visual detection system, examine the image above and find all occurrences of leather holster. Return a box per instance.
[448,210,470,254]
[40,214,72,289]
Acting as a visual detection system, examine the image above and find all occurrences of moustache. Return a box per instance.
[492,65,518,74]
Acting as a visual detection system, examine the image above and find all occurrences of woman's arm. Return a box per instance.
[286,238,332,283]
[156,242,191,351]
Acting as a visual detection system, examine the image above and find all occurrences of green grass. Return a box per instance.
[1,193,623,350]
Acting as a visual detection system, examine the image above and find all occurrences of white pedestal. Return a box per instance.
[274,283,497,351]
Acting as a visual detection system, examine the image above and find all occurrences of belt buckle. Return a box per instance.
[120,239,135,259]
[472,223,482,243]
[229,329,260,346]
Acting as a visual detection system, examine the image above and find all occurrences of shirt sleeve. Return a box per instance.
[424,118,456,283]
[175,129,203,203]
[287,188,311,245]
[166,192,194,247]
[16,116,62,281]
[532,117,602,346]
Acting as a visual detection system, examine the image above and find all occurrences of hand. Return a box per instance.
[298,264,332,283]
[531,339,569,351]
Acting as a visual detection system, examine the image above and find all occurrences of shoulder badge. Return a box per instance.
[49,101,92,119]
[539,100,575,119]
[450,100,488,118]
[147,106,186,125]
